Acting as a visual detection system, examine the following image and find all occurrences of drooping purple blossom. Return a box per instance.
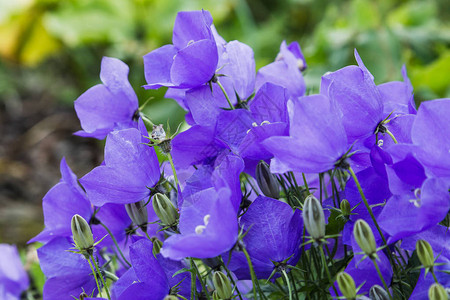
[263,94,349,174]
[74,57,139,139]
[113,239,191,300]
[37,237,99,300]
[80,122,160,206]
[0,244,29,300]
[143,10,218,90]
[256,41,306,98]
[227,196,303,280]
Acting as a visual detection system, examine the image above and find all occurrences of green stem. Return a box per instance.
[141,114,154,127]
[319,245,337,297]
[288,269,299,300]
[431,269,439,284]
[99,222,131,267]
[167,153,179,190]
[88,257,102,298]
[104,270,119,281]
[281,269,293,300]
[302,173,310,195]
[242,247,266,299]
[190,258,197,300]
[91,255,111,300]
[385,129,398,144]
[347,167,387,246]
[372,258,393,300]
[216,80,235,110]
[191,259,211,300]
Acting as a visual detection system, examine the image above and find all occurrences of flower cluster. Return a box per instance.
[26,9,450,300]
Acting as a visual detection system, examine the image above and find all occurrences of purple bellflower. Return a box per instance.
[256,41,306,98]
[161,186,238,260]
[37,237,99,300]
[227,196,303,280]
[263,94,349,174]
[0,244,29,300]
[74,57,139,139]
[143,10,218,90]
[80,121,160,206]
[29,158,135,249]
[113,239,191,300]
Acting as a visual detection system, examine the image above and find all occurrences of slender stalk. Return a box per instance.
[191,260,211,300]
[288,269,299,300]
[242,247,266,299]
[104,270,119,281]
[190,258,197,300]
[141,114,154,127]
[88,258,102,298]
[431,269,439,284]
[281,269,293,300]
[302,173,310,195]
[372,258,393,300]
[99,222,131,267]
[385,129,398,144]
[167,153,179,190]
[319,245,337,297]
[91,255,111,300]
[347,167,387,245]
[216,80,235,110]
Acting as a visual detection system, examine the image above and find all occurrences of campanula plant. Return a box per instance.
[15,8,450,300]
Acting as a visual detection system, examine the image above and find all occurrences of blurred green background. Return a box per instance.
[0,0,449,248]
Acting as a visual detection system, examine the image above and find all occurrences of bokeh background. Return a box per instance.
[1,0,449,248]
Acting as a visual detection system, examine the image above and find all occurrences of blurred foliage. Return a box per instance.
[0,0,449,121]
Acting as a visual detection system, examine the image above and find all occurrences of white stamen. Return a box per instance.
[377,139,384,147]
[203,214,211,226]
[195,225,206,235]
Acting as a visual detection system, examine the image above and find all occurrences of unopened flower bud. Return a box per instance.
[151,237,163,256]
[416,240,435,268]
[369,285,390,300]
[163,295,179,300]
[255,161,280,199]
[340,199,351,217]
[125,199,148,232]
[428,283,448,300]
[303,195,326,241]
[153,193,178,226]
[71,214,94,256]
[336,272,356,300]
[213,271,233,299]
[353,219,377,258]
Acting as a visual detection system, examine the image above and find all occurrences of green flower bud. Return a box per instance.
[125,199,148,232]
[153,193,178,226]
[151,237,163,256]
[428,283,448,300]
[71,214,94,256]
[340,199,351,217]
[163,295,179,300]
[302,195,325,241]
[255,161,280,199]
[212,291,220,300]
[369,285,390,300]
[212,271,233,299]
[416,239,435,268]
[353,219,377,258]
[336,272,356,300]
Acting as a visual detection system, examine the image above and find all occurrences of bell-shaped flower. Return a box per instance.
[0,244,29,299]
[160,186,238,260]
[113,239,191,300]
[37,237,99,300]
[256,41,306,98]
[263,94,349,174]
[80,121,160,206]
[143,10,218,90]
[74,57,139,139]
[227,196,303,280]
